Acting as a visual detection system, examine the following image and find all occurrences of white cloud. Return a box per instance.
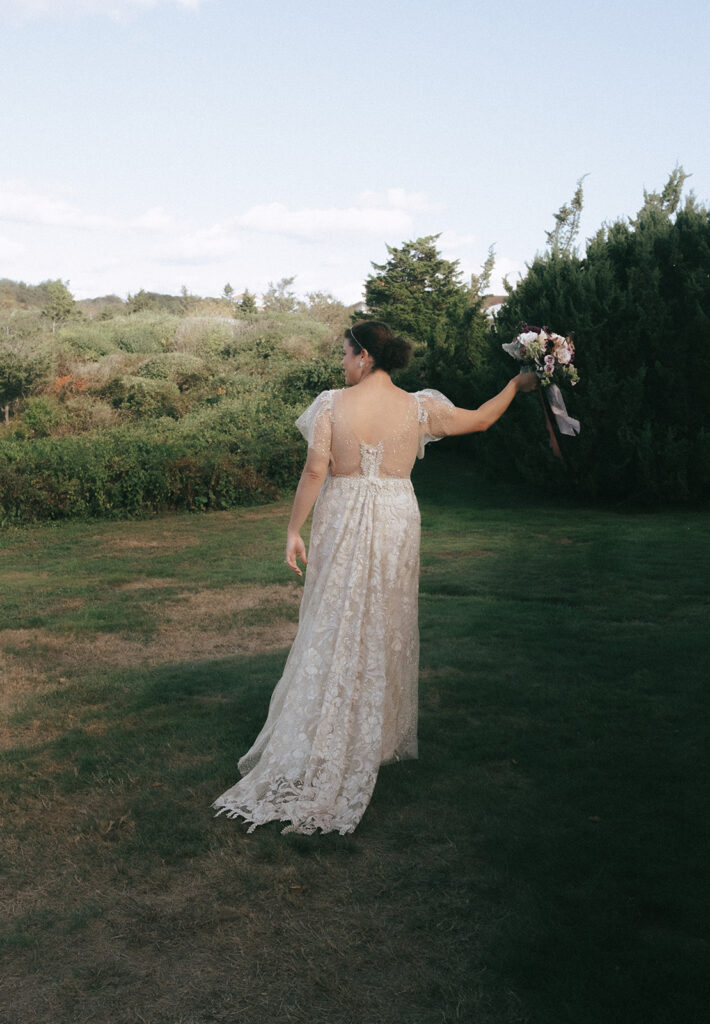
[0,180,119,229]
[357,188,438,213]
[490,255,527,293]
[0,179,454,303]
[437,229,478,250]
[231,190,436,244]
[433,229,527,295]
[233,200,415,242]
[130,206,179,232]
[0,181,189,235]
[0,0,210,20]
[0,182,430,248]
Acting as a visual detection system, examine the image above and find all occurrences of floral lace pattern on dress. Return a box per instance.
[212,388,454,835]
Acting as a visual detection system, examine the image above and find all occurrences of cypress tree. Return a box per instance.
[489,169,710,503]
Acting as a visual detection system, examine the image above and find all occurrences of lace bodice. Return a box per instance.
[295,388,455,478]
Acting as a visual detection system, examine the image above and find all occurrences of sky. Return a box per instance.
[1,0,708,304]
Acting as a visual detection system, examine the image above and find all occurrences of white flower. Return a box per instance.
[518,331,540,345]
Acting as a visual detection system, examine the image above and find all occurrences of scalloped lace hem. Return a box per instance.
[212,799,357,836]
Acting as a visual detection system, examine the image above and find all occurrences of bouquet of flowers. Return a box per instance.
[502,323,581,454]
[502,325,580,388]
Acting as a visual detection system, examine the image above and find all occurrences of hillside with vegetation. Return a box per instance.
[0,281,352,523]
[1,168,708,523]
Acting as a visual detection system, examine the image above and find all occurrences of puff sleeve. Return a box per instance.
[294,390,335,458]
[414,389,455,459]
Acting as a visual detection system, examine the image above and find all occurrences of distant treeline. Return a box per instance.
[1,168,708,520]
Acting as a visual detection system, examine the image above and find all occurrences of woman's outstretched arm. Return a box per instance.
[285,449,329,576]
[446,372,538,435]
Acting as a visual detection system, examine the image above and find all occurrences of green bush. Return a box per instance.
[100,376,183,418]
[60,314,180,357]
[0,309,45,342]
[17,395,67,438]
[0,392,306,523]
[176,393,305,491]
[275,356,343,404]
[218,313,332,369]
[138,353,209,391]
[172,317,242,357]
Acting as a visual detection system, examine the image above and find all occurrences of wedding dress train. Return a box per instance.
[212,388,454,834]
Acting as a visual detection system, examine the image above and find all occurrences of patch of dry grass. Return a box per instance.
[0,504,514,1024]
[1,466,707,1024]
[0,583,299,682]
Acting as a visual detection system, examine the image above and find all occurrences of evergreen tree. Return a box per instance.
[489,168,710,502]
[469,245,495,302]
[238,289,258,314]
[363,235,467,342]
[545,176,587,258]
[363,235,492,401]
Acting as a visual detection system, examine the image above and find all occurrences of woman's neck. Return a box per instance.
[357,368,394,389]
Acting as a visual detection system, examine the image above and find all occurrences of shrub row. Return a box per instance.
[0,394,306,523]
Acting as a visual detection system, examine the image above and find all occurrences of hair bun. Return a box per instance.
[380,334,411,371]
[347,321,412,373]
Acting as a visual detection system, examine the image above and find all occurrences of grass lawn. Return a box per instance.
[1,447,708,1024]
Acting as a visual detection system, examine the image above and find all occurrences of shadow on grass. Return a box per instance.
[1,451,708,1023]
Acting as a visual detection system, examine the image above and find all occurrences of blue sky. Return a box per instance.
[1,0,708,302]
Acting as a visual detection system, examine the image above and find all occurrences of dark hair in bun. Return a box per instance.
[346,321,412,373]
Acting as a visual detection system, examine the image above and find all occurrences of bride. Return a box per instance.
[213,321,537,835]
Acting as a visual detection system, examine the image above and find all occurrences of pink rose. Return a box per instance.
[544,354,555,372]
[555,343,572,365]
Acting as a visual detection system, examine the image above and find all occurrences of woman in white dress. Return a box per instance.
[213,322,537,835]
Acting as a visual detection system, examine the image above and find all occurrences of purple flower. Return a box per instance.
[544,354,555,372]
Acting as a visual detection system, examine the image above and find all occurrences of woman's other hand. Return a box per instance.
[515,371,539,393]
[285,530,308,577]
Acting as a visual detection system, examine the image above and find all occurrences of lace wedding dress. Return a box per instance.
[212,388,455,834]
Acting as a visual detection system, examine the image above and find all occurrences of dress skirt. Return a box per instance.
[212,473,421,835]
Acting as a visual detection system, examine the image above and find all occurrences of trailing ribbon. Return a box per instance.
[537,384,580,461]
[539,389,562,459]
[545,383,580,437]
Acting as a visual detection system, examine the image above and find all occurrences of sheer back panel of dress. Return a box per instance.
[304,388,456,479]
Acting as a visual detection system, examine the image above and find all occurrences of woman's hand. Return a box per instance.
[515,371,539,393]
[285,530,308,577]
